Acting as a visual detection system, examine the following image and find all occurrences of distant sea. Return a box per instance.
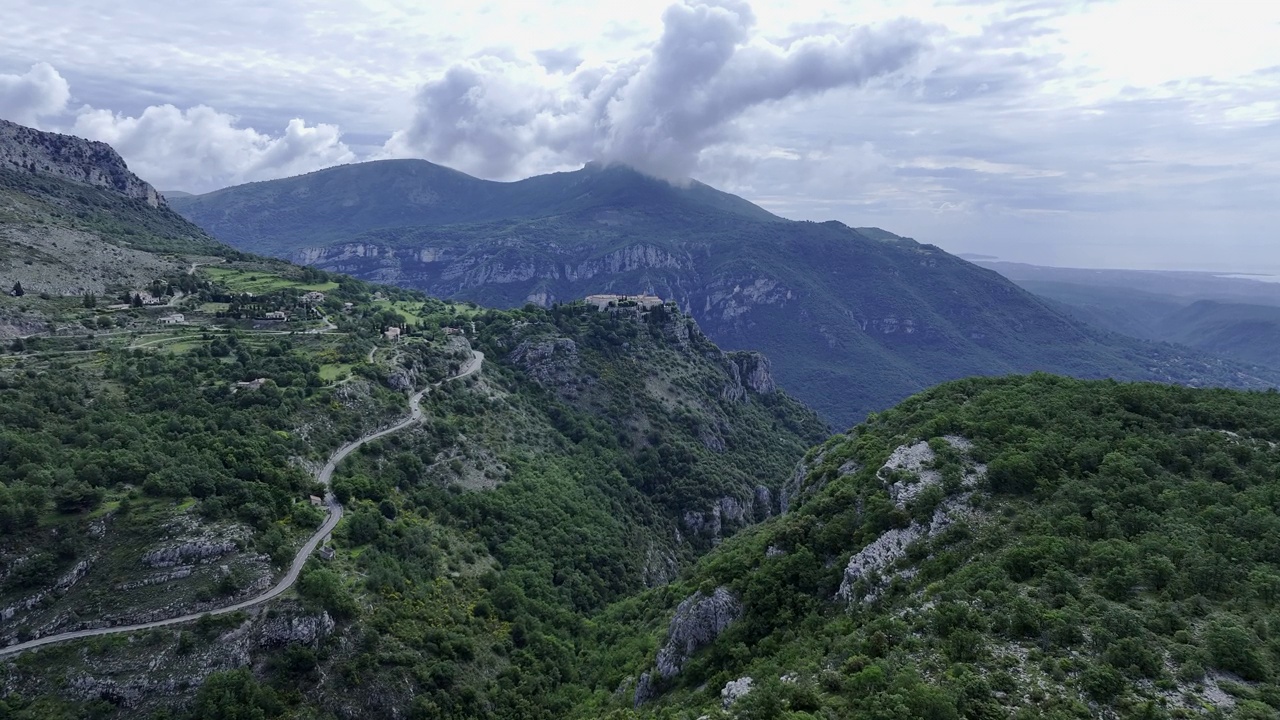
[1216,274,1280,284]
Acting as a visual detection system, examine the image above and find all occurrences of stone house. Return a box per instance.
[159,313,184,325]
[585,293,664,310]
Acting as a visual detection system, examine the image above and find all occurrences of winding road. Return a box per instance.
[0,349,484,657]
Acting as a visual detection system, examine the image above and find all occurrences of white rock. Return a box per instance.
[721,676,754,708]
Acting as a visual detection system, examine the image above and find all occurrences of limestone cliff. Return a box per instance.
[0,119,164,207]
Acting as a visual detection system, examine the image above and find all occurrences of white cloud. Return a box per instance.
[0,63,70,126]
[2,0,1280,270]
[72,104,355,191]
[385,0,927,181]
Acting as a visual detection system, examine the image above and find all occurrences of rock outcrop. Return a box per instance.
[0,119,164,207]
[509,337,582,392]
[835,436,984,603]
[682,496,749,541]
[721,351,776,402]
[654,586,742,678]
[141,540,238,568]
[258,611,336,647]
[721,676,755,707]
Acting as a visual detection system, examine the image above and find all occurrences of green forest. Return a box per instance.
[567,375,1280,719]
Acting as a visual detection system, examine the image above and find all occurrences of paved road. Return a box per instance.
[0,349,484,657]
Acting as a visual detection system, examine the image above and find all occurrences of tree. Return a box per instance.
[11,281,23,297]
[189,669,282,720]
[82,293,96,309]
[131,293,143,308]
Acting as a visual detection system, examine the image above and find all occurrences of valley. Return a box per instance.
[171,162,1280,429]
[2,118,1280,720]
[974,260,1280,372]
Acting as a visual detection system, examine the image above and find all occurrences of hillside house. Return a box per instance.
[159,313,185,325]
[319,546,335,561]
[233,378,268,392]
[308,495,323,507]
[264,310,287,320]
[129,291,166,306]
[443,327,462,336]
[384,327,401,340]
[585,293,664,310]
[301,291,326,304]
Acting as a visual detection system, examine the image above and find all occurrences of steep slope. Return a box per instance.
[0,119,164,208]
[978,260,1280,371]
[172,165,1280,427]
[0,119,232,302]
[1153,300,1280,367]
[0,121,830,719]
[1015,280,1190,341]
[567,375,1280,719]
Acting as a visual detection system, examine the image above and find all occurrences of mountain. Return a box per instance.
[1153,300,1280,367]
[0,119,232,309]
[1,119,164,208]
[560,374,1280,718]
[974,260,1280,371]
[0,121,829,718]
[172,161,1280,428]
[170,159,777,257]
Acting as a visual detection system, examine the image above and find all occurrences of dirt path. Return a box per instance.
[0,350,484,657]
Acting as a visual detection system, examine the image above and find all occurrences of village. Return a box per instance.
[583,293,667,310]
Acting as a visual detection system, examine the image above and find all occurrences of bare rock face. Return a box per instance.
[682,496,751,541]
[836,436,984,603]
[654,586,742,678]
[730,351,776,394]
[721,351,776,402]
[722,676,755,707]
[258,611,336,647]
[509,336,581,390]
[0,119,164,207]
[632,671,657,708]
[141,540,238,568]
[68,675,144,709]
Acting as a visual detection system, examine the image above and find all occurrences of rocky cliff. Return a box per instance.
[170,160,1280,428]
[0,119,164,207]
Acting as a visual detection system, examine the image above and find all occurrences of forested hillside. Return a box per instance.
[0,281,826,719]
[560,376,1280,719]
[0,120,828,719]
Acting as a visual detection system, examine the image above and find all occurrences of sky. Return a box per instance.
[1,0,1278,272]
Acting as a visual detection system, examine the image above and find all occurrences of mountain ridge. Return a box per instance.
[172,159,779,256]
[0,118,165,208]
[171,160,1280,427]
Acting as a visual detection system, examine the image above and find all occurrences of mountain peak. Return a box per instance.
[0,118,165,207]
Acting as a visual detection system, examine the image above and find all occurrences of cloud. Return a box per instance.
[0,63,71,126]
[72,104,355,191]
[533,48,584,75]
[385,0,927,181]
